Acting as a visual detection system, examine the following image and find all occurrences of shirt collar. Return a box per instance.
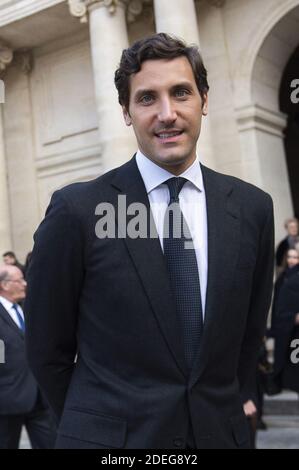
[0,295,14,312]
[136,149,204,195]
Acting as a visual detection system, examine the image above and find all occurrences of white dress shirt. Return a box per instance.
[136,150,208,318]
[0,295,25,328]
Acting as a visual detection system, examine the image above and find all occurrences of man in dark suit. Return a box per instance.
[25,33,274,449]
[275,218,299,272]
[0,264,55,449]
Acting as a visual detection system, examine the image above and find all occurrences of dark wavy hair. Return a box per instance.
[114,33,209,110]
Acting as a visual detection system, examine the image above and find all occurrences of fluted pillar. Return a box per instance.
[69,0,136,171]
[0,104,12,254]
[154,0,200,44]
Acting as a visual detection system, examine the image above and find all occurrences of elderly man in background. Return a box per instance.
[0,264,55,449]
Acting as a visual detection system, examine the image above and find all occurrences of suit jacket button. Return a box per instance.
[173,437,184,448]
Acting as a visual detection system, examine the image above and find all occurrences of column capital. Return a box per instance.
[0,47,33,80]
[0,41,13,72]
[68,0,152,23]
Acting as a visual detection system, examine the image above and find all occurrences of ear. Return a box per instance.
[122,106,132,126]
[0,281,8,293]
[202,93,208,116]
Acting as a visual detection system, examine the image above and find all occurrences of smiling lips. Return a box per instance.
[155,129,184,142]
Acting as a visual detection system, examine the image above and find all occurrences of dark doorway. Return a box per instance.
[279,45,299,219]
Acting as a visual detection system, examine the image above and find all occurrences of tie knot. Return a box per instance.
[165,177,187,203]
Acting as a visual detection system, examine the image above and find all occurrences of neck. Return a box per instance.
[150,156,197,176]
[0,293,16,304]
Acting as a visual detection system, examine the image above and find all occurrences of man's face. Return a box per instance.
[287,222,298,237]
[286,249,299,268]
[3,255,15,265]
[0,267,27,303]
[123,57,207,175]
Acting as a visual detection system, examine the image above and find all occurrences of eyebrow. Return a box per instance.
[133,81,195,102]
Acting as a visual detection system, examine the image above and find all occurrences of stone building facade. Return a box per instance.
[0,0,298,260]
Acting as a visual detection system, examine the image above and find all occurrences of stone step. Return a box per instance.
[257,415,299,449]
[264,391,299,415]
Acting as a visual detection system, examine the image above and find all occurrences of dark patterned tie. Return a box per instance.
[12,303,25,332]
[163,177,203,371]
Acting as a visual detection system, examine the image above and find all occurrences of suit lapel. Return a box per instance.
[111,157,189,378]
[190,166,241,386]
[0,302,24,339]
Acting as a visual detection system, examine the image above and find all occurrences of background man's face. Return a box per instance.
[123,57,207,174]
[0,266,27,303]
[3,255,15,265]
[287,222,299,237]
[286,249,299,268]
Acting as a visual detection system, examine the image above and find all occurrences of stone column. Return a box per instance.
[0,104,12,254]
[69,0,136,171]
[154,0,200,45]
[3,52,40,261]
[0,42,13,254]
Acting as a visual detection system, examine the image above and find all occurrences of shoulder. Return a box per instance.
[287,267,299,289]
[202,165,272,203]
[54,168,119,206]
[277,237,288,249]
[201,165,273,218]
[45,162,128,224]
[0,301,7,317]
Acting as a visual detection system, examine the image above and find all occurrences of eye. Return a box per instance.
[174,88,190,98]
[139,94,154,105]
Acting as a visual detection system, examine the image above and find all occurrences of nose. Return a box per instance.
[157,97,177,124]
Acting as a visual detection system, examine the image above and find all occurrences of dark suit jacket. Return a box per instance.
[25,157,274,449]
[273,265,299,393]
[275,237,289,268]
[0,303,38,415]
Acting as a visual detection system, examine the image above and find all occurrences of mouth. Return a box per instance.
[154,129,184,143]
